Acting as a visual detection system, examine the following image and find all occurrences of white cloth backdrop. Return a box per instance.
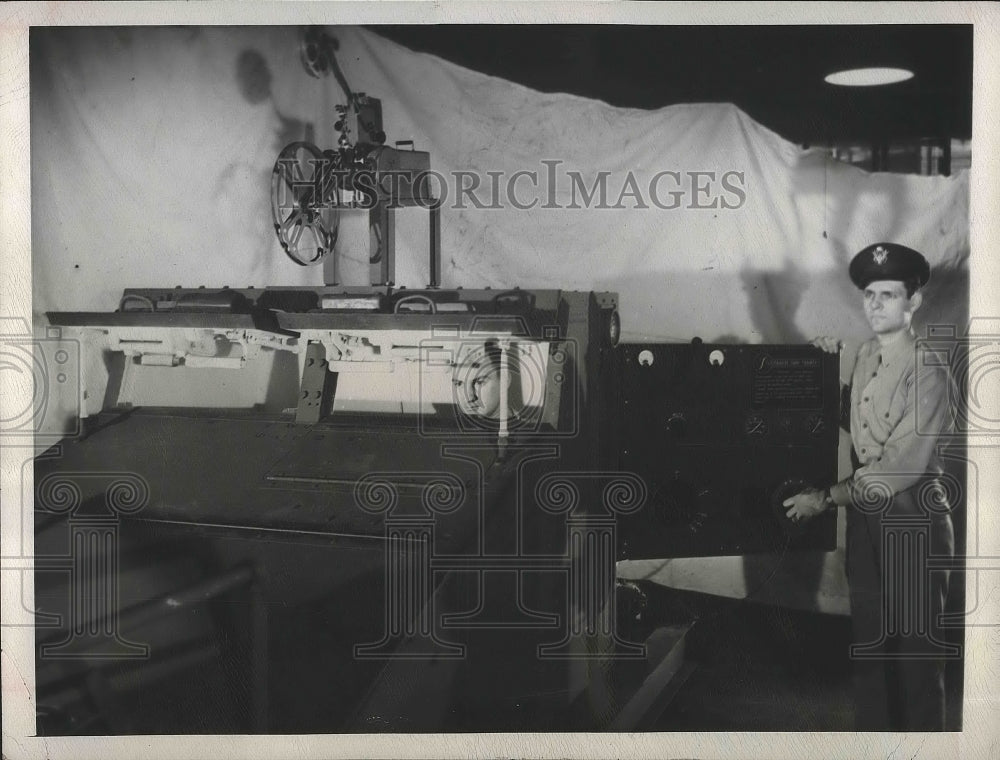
[31,26,970,612]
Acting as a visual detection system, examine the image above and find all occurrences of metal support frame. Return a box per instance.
[369,202,396,286]
[429,204,441,288]
[324,234,340,286]
[344,201,440,289]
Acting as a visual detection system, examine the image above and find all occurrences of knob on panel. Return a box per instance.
[666,413,687,437]
[770,478,810,538]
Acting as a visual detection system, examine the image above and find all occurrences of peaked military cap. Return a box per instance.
[849,242,931,289]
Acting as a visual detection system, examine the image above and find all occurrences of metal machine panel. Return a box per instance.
[29,24,691,730]
[614,342,840,559]
[36,410,500,552]
[34,285,655,733]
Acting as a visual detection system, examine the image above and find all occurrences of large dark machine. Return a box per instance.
[32,29,839,735]
[614,342,839,558]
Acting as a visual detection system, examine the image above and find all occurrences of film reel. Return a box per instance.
[270,141,340,266]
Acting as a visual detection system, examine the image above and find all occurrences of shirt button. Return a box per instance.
[863,396,869,402]
[862,423,868,429]
[872,371,878,377]
[884,412,889,418]
[861,448,867,454]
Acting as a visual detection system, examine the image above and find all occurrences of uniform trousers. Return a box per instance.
[845,479,955,731]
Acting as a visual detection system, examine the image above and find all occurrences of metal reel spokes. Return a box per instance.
[271,141,340,266]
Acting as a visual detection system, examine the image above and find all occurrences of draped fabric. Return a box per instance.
[30,26,970,612]
[32,26,969,341]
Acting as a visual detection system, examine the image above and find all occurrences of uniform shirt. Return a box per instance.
[829,330,955,507]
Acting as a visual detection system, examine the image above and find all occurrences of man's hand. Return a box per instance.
[810,336,842,354]
[783,488,829,524]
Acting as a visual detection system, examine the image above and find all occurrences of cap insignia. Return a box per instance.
[872,246,889,266]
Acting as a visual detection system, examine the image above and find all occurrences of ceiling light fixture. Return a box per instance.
[824,67,915,86]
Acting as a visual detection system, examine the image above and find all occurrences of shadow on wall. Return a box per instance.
[235,48,315,154]
[738,261,811,344]
[606,267,867,345]
[740,252,831,605]
[914,267,970,338]
[227,47,318,272]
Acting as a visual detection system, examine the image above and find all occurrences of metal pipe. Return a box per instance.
[499,339,510,439]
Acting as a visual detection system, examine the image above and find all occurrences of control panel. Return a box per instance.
[614,342,840,558]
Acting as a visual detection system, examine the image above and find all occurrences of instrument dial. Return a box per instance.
[805,413,827,436]
[744,414,768,437]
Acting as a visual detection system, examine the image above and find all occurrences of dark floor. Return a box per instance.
[642,585,963,731]
[264,579,964,732]
[34,517,965,733]
[645,587,854,730]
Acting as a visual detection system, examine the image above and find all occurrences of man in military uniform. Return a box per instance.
[783,242,956,731]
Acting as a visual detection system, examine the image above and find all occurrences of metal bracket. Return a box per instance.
[295,342,336,424]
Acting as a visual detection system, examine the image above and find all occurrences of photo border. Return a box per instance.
[2,2,998,758]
